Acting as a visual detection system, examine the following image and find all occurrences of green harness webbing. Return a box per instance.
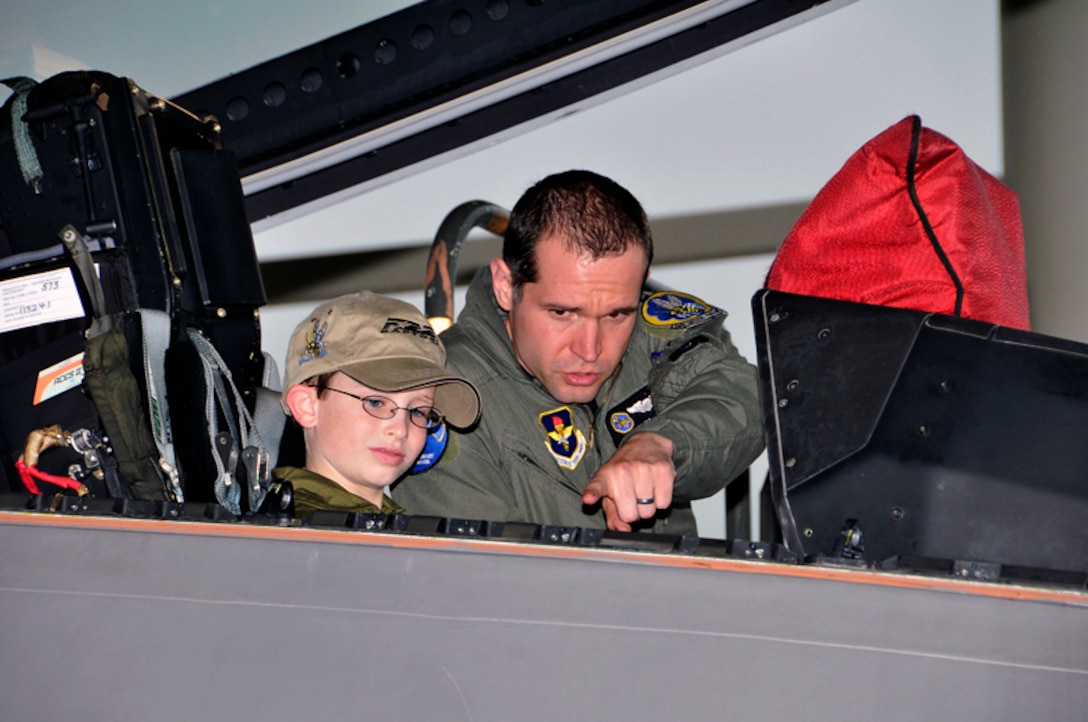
[2,76,44,192]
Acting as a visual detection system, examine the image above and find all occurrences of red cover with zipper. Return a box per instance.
[765,115,1030,330]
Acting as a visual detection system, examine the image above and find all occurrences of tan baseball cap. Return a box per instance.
[283,291,481,429]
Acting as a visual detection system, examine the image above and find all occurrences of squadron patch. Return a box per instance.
[539,406,586,471]
[610,412,635,435]
[640,291,722,330]
[410,421,449,474]
[606,386,656,446]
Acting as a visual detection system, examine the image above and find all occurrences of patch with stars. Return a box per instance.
[538,406,587,471]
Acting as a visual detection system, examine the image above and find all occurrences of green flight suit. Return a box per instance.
[392,268,764,536]
[273,466,405,519]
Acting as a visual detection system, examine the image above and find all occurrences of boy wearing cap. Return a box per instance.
[274,291,481,519]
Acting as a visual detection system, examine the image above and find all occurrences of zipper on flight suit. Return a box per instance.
[513,451,585,497]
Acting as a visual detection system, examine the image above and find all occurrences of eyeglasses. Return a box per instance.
[321,386,444,430]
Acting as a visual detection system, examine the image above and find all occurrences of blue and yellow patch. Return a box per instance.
[640,291,720,329]
[609,412,635,435]
[539,406,586,471]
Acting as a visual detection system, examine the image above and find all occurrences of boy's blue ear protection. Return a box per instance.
[410,421,449,474]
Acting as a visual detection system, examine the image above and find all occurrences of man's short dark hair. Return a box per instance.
[502,170,654,291]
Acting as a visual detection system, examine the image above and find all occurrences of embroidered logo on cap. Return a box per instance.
[299,318,328,366]
[641,291,720,328]
[381,317,439,344]
[539,406,586,471]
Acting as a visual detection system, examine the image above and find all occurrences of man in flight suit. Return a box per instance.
[393,170,764,535]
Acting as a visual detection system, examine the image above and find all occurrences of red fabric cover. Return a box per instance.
[765,116,1030,330]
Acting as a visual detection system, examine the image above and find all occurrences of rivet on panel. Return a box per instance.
[449,10,472,36]
[411,25,435,50]
[225,96,249,121]
[262,82,287,107]
[374,39,397,64]
[337,53,361,78]
[486,0,510,20]
[300,68,324,93]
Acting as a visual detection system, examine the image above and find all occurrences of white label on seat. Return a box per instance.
[0,268,85,333]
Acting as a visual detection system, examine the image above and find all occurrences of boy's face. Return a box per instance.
[302,373,434,504]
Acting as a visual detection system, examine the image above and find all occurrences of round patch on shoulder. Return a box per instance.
[609,411,635,435]
[641,291,716,327]
[409,422,449,474]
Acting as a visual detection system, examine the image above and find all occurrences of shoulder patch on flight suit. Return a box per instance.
[539,406,586,471]
[639,291,723,334]
[605,385,656,446]
[409,421,450,473]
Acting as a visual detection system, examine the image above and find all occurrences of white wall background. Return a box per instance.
[1004,0,1088,344]
[259,0,1003,359]
[252,0,1002,262]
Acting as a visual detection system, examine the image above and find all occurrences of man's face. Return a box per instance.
[492,235,647,404]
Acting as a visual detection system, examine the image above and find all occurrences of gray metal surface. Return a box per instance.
[1,513,1085,722]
